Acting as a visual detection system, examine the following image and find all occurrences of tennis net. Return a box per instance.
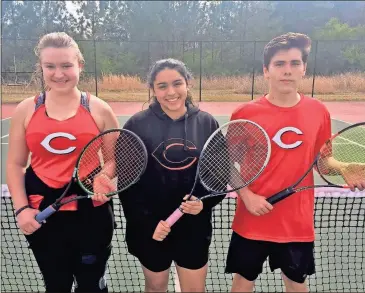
[1,185,364,292]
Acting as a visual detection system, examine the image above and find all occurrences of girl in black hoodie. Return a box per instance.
[118,58,225,292]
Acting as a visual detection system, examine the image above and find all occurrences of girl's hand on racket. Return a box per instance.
[340,163,365,191]
[239,187,273,216]
[91,173,115,203]
[180,195,203,215]
[152,220,171,241]
[17,208,42,235]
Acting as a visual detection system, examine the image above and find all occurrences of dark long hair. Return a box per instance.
[145,58,194,106]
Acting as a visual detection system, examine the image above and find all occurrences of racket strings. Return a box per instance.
[77,130,147,195]
[238,127,270,180]
[114,132,146,189]
[200,146,233,192]
[317,124,365,186]
[199,121,270,193]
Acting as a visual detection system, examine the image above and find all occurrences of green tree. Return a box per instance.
[314,18,365,73]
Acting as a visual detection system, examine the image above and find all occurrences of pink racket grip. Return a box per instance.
[165,208,184,227]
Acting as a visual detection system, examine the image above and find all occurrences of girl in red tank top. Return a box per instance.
[26,91,99,189]
[6,32,119,292]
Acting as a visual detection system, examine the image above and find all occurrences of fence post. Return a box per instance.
[148,41,151,100]
[251,41,256,100]
[311,40,318,98]
[193,42,195,63]
[211,41,214,61]
[147,41,151,69]
[199,41,203,102]
[220,41,223,63]
[182,40,185,62]
[92,12,98,97]
[93,39,98,97]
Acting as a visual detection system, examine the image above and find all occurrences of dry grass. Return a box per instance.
[202,72,365,95]
[82,73,146,91]
[2,73,364,103]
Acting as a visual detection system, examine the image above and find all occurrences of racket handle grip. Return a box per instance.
[35,206,57,223]
[266,188,295,205]
[165,208,184,227]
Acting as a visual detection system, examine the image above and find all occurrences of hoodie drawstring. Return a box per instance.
[183,113,188,151]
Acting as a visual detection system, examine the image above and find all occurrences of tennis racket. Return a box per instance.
[35,129,148,223]
[267,122,365,205]
[165,119,271,226]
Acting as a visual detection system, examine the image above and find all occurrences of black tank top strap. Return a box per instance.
[80,91,91,113]
[34,92,46,110]
[35,92,90,112]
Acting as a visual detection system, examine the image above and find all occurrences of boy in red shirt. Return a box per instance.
[225,33,331,292]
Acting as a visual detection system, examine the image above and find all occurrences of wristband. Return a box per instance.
[15,205,31,217]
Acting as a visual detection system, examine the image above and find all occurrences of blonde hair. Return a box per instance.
[32,32,85,90]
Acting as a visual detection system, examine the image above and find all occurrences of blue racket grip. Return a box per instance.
[35,206,57,223]
[266,188,295,205]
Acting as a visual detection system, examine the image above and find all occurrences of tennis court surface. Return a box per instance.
[1,116,364,292]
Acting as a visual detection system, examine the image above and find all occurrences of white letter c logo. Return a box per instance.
[40,132,76,154]
[272,127,303,149]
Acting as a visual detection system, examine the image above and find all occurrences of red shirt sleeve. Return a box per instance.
[314,106,332,155]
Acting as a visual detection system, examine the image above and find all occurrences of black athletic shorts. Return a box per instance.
[24,166,115,292]
[225,232,315,284]
[125,214,212,272]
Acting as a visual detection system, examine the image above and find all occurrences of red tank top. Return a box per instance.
[26,92,101,210]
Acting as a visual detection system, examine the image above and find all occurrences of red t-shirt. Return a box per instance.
[231,94,331,242]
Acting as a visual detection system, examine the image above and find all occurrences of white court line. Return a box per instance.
[1,116,10,139]
[337,136,365,149]
[1,143,9,145]
[2,184,10,197]
[332,118,353,125]
[172,264,181,292]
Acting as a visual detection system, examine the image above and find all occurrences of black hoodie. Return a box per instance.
[119,101,226,236]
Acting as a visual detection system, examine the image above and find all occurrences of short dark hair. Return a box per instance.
[263,32,312,69]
